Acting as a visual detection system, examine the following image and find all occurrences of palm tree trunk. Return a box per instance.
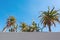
[48,26,51,32]
[2,27,7,32]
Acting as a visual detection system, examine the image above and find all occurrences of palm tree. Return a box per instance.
[30,20,40,32]
[20,22,28,32]
[38,7,60,32]
[9,24,18,32]
[9,28,15,32]
[2,16,16,32]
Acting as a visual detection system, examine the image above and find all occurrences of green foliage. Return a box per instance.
[2,7,60,32]
[38,7,60,32]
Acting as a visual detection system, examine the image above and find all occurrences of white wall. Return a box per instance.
[0,32,60,40]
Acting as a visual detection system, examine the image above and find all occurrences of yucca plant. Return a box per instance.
[38,7,60,32]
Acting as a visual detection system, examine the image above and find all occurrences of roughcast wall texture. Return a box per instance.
[0,32,60,40]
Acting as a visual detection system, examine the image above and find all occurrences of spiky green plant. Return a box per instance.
[2,16,16,32]
[38,7,60,32]
[20,22,28,32]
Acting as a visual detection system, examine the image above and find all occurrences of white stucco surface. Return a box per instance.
[0,32,60,40]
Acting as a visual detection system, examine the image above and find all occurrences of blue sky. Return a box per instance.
[0,0,60,32]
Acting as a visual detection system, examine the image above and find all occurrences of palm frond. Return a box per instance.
[50,7,55,14]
